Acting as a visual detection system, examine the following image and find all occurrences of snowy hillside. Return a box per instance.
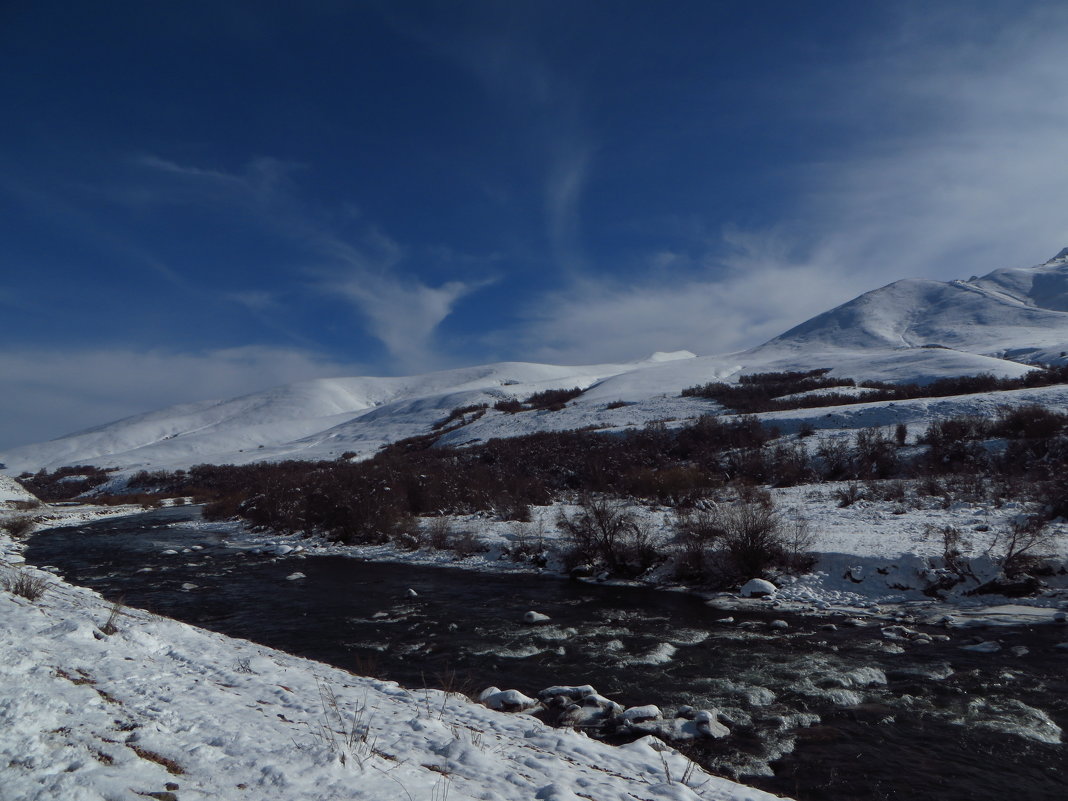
[761,248,1068,362]
[0,474,37,505]
[5,249,1068,475]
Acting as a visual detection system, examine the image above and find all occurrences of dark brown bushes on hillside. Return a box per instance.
[493,387,585,414]
[18,465,114,501]
[683,366,1068,414]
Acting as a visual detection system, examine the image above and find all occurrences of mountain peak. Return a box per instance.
[1044,247,1068,265]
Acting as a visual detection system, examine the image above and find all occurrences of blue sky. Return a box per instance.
[3,0,1068,449]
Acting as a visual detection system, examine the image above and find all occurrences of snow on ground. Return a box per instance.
[1,474,38,504]
[0,525,789,801]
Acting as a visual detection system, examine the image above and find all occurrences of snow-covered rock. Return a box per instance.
[622,704,662,723]
[480,688,538,712]
[740,578,777,598]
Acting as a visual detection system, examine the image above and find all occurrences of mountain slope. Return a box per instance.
[5,250,1068,475]
[0,354,698,473]
[760,249,1068,362]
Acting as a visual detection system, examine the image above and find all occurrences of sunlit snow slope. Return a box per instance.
[5,249,1068,474]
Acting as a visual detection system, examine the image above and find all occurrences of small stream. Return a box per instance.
[25,507,1068,801]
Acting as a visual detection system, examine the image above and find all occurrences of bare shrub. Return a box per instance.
[100,599,125,636]
[450,529,488,558]
[894,423,908,447]
[993,404,1068,440]
[556,495,657,576]
[508,523,548,566]
[432,403,488,431]
[672,492,813,585]
[919,417,990,473]
[425,517,455,550]
[2,516,35,538]
[930,525,973,576]
[855,428,898,479]
[989,517,1060,576]
[833,483,866,508]
[3,568,50,601]
[815,437,852,480]
[767,441,812,487]
[865,479,907,503]
[391,529,424,551]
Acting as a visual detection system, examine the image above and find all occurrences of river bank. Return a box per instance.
[13,507,1068,800]
[1,513,787,801]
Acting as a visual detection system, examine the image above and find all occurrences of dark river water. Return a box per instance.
[25,507,1068,801]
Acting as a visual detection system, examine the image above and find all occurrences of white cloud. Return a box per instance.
[544,142,591,270]
[133,156,492,369]
[511,5,1068,364]
[329,275,489,372]
[791,4,1068,281]
[228,290,278,311]
[0,346,363,451]
[514,235,869,364]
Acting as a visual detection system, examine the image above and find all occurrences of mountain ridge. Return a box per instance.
[5,250,1068,475]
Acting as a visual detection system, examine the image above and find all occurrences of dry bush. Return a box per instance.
[556,495,656,577]
[672,491,813,585]
[3,568,50,601]
[833,483,866,508]
[425,517,455,550]
[449,529,488,558]
[989,517,1061,576]
[2,516,35,538]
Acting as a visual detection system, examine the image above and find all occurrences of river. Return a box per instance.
[24,507,1068,801]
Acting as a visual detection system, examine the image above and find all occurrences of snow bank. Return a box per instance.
[0,530,790,801]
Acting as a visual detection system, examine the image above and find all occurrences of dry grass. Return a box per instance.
[2,516,36,538]
[127,743,186,775]
[2,568,50,601]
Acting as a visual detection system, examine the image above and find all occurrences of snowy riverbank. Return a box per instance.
[165,480,1068,627]
[1,507,789,801]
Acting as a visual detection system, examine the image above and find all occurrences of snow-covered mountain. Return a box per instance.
[759,247,1068,363]
[5,249,1068,475]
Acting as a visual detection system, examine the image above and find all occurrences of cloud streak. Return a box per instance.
[510,4,1068,364]
[132,155,491,370]
[329,275,490,372]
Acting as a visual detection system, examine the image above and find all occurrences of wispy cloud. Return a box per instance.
[132,155,492,370]
[387,9,593,272]
[330,276,489,371]
[227,290,277,311]
[789,3,1068,281]
[544,141,591,271]
[513,231,863,363]
[511,4,1068,363]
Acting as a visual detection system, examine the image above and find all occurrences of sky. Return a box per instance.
[3,0,1068,450]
